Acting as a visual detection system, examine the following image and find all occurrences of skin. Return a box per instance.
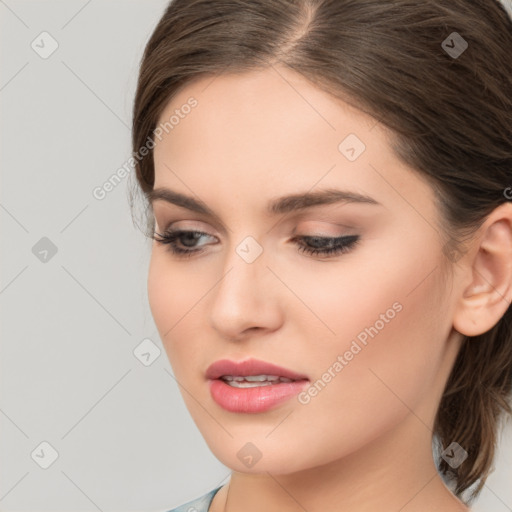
[147,65,512,511]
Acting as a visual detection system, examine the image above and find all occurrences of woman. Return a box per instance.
[129,0,512,510]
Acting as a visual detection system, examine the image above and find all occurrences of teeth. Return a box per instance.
[222,374,282,381]
[226,381,275,388]
[221,375,294,387]
[244,375,280,382]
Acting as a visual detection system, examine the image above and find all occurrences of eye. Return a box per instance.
[153,229,360,260]
[291,234,360,258]
[152,229,216,258]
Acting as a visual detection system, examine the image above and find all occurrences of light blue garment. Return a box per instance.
[166,486,223,512]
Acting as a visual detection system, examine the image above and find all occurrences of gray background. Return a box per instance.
[0,1,511,511]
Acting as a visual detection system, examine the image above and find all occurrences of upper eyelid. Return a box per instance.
[154,214,357,233]
[158,228,353,245]
[155,230,360,260]
[155,223,353,237]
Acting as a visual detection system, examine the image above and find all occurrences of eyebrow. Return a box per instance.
[147,187,381,217]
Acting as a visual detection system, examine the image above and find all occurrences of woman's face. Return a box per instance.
[148,65,463,474]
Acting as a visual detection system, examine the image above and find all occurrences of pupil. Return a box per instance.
[182,232,201,247]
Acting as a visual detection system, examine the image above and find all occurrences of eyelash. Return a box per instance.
[151,229,360,259]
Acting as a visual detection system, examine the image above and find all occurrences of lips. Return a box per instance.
[205,358,309,381]
[206,358,310,413]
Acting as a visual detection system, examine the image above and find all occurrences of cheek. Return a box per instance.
[280,250,448,461]
[147,253,175,334]
[147,253,207,372]
[276,235,444,358]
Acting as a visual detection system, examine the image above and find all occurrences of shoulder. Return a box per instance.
[165,486,223,512]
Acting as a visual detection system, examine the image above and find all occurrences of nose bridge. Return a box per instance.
[209,235,279,336]
[215,235,268,308]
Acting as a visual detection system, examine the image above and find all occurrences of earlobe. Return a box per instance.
[453,203,512,337]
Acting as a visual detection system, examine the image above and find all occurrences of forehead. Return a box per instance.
[152,66,438,227]
[155,66,377,153]
[154,66,382,178]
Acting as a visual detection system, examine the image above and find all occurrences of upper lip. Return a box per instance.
[206,358,309,381]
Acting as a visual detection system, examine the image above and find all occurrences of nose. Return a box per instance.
[208,242,284,341]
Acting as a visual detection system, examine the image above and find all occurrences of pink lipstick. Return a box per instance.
[206,358,309,413]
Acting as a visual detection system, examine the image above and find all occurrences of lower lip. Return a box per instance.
[208,378,309,413]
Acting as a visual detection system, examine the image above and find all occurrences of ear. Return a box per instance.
[452,202,512,337]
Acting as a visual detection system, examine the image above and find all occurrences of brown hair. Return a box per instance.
[130,0,512,502]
